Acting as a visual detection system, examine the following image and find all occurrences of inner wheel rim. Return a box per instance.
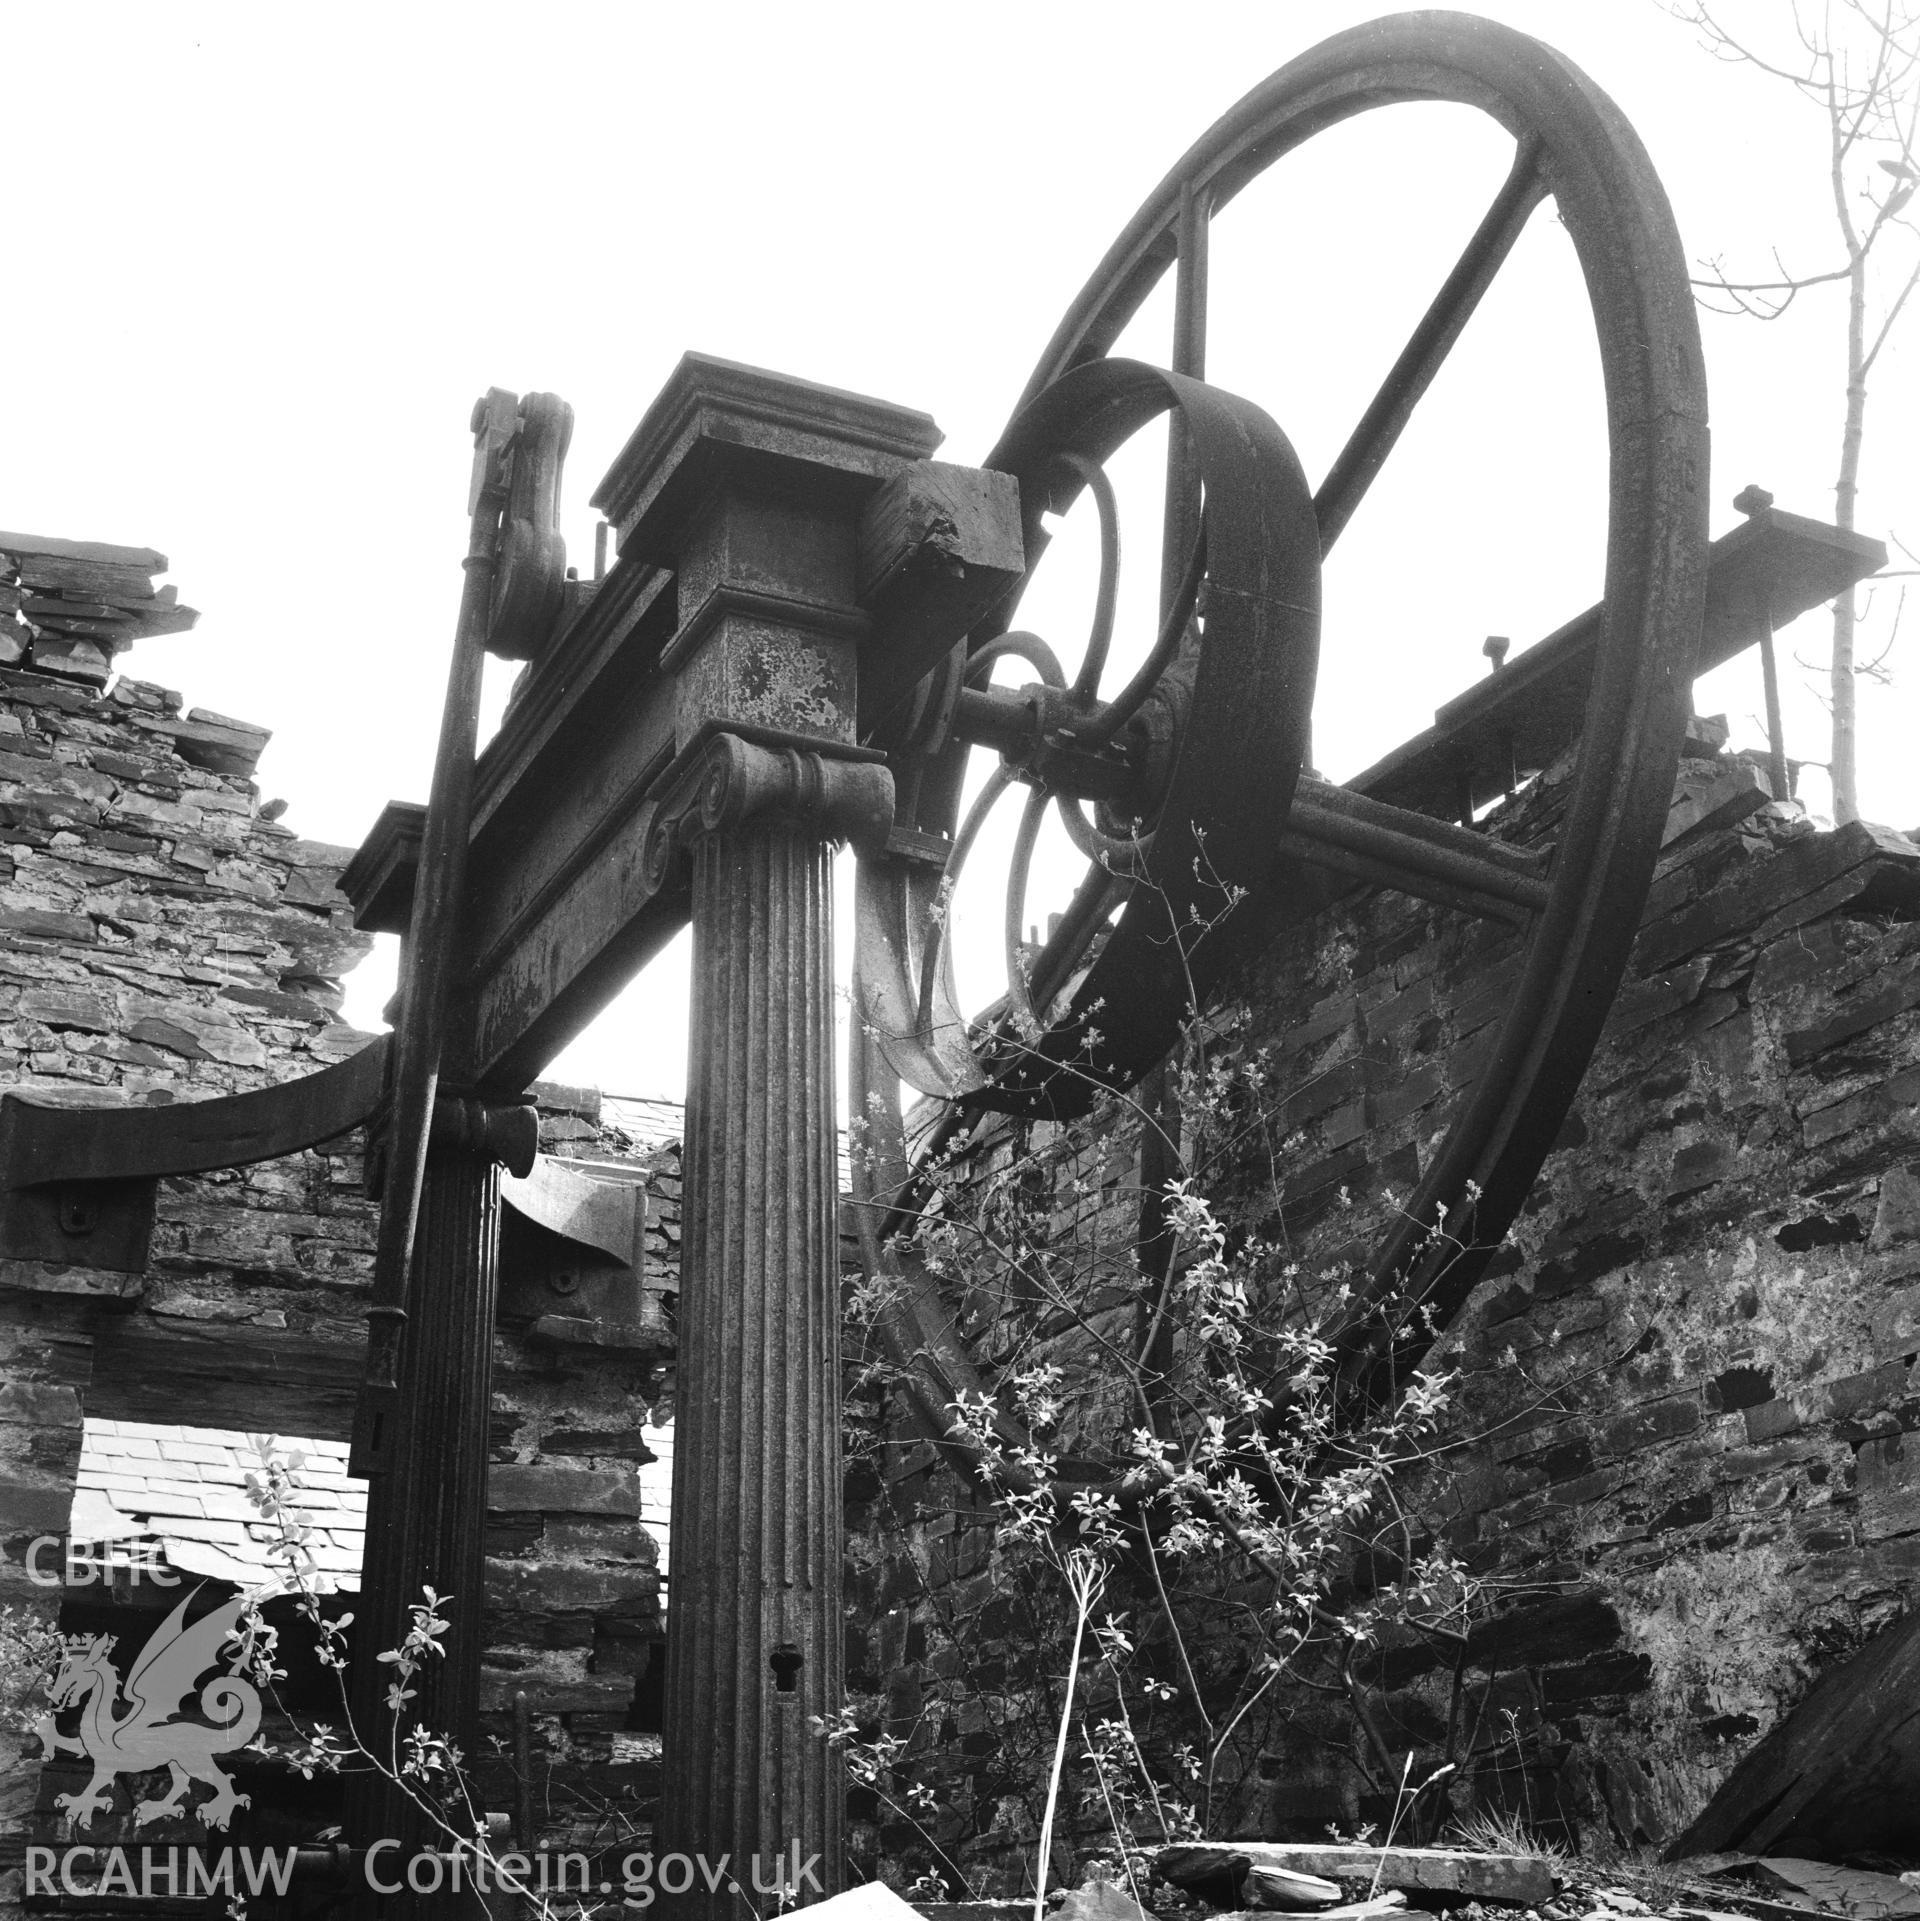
[853,11,1708,1403]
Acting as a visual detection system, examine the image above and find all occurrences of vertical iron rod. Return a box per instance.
[1160,176,1209,592]
[1757,597,1790,802]
[514,1689,536,1921]
[351,400,506,1479]
[350,1138,506,1917]
[1138,179,1210,1408]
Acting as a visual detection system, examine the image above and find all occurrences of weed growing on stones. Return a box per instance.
[841,870,1518,1894]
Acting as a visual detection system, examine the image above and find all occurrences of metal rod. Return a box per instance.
[1286,774,1551,914]
[1314,137,1546,555]
[347,1135,508,1910]
[1026,860,1129,1017]
[1003,785,1051,1038]
[1073,524,1205,750]
[1757,597,1790,801]
[513,1689,534,1851]
[1135,174,1210,1457]
[1275,831,1533,927]
[1052,451,1121,697]
[918,762,1012,1037]
[1160,174,1209,598]
[349,398,507,1479]
[514,1688,536,1920]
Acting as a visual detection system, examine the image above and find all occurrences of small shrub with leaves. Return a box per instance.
[841,864,1541,1893]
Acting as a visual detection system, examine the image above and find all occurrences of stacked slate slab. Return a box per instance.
[0,531,199,688]
[71,1418,367,1591]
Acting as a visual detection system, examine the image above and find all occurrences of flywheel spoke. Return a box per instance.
[1051,452,1122,699]
[918,763,1013,1037]
[1003,785,1052,1040]
[1071,525,1205,752]
[1313,137,1547,555]
[1279,775,1551,922]
[1027,855,1130,1017]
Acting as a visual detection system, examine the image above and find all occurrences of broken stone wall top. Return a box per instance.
[0,530,201,696]
[0,678,369,1100]
[0,530,368,1103]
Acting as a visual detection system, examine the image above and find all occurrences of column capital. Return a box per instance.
[641,732,893,894]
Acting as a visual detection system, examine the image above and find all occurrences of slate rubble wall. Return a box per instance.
[843,733,1920,1887]
[0,635,384,1908]
[0,605,676,1905]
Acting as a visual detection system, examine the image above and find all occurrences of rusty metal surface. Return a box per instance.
[332,360,926,1920]
[158,19,1854,1907]
[591,351,940,556]
[486,390,575,662]
[350,391,518,1481]
[859,11,1715,1173]
[1028,15,1710,1405]
[0,1038,389,1274]
[659,821,846,1920]
[1280,775,1550,919]
[354,358,933,1094]
[0,1178,156,1273]
[0,22,1771,1920]
[347,1132,507,1916]
[857,355,1321,1114]
[0,1033,387,1186]
[849,13,1714,1472]
[500,1151,647,1269]
[350,508,1876,964]
[1312,134,1546,554]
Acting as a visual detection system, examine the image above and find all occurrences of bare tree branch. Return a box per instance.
[1676,0,1920,822]
[1863,248,1920,365]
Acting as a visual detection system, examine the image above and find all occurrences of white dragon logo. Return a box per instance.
[37,1584,262,1832]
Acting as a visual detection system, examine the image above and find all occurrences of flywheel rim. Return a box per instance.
[853,10,1709,1410]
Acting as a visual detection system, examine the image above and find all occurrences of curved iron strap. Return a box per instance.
[852,13,1708,1488]
[856,355,1321,1114]
[0,1036,389,1188]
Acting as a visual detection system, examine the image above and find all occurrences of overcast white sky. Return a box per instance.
[6,2,1916,1102]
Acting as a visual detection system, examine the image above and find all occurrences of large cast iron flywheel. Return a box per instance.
[850,12,1708,1402]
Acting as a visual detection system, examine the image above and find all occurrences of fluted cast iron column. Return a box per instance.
[352,1100,533,1918]
[659,817,844,1920]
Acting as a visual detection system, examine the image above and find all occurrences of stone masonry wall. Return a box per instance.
[0,541,676,1909]
[478,1092,678,1865]
[842,726,1920,1889]
[0,592,382,1908]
